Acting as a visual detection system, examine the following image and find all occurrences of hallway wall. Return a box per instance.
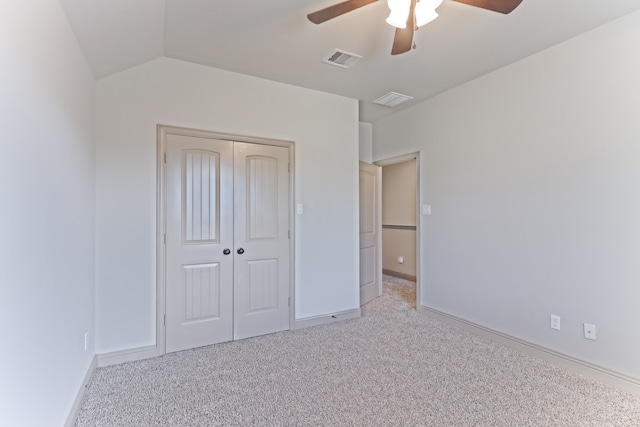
[382,160,416,280]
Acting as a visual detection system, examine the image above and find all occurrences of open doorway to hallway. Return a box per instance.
[379,157,418,309]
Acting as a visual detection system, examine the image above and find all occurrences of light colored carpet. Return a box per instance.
[76,276,640,426]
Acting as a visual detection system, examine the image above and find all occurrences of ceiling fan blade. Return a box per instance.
[391,27,414,55]
[452,0,523,14]
[391,0,415,55]
[307,0,379,24]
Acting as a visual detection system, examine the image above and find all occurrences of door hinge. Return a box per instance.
[288,297,290,307]
[288,163,290,172]
[164,233,166,244]
[164,152,167,163]
[163,314,166,326]
[288,230,290,239]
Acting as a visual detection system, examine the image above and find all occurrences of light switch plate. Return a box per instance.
[422,204,431,215]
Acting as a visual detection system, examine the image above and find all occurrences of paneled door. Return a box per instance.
[165,133,290,353]
[233,142,290,340]
[359,161,382,305]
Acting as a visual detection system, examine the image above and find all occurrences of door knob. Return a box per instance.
[237,248,245,255]
[223,248,231,255]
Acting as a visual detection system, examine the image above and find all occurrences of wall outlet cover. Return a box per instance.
[584,323,597,340]
[550,315,561,331]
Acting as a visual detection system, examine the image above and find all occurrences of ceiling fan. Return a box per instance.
[308,0,523,55]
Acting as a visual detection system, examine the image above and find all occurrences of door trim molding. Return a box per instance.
[156,125,295,356]
[374,152,421,309]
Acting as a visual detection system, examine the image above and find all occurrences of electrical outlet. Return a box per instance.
[584,323,596,340]
[84,330,88,351]
[550,315,561,331]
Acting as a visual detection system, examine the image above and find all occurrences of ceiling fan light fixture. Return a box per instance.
[307,0,525,56]
[386,0,411,28]
[415,0,443,27]
[420,0,444,8]
[387,0,411,12]
[386,9,409,28]
[415,7,438,27]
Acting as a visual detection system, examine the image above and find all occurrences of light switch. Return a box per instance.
[422,204,431,215]
[296,204,304,215]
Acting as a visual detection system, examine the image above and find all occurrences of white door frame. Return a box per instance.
[156,125,295,355]
[374,152,421,309]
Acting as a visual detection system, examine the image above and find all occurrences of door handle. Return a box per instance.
[237,248,245,255]
[223,248,231,255]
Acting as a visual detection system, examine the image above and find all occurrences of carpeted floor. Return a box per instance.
[75,276,640,426]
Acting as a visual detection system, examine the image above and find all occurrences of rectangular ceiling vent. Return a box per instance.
[372,91,413,108]
[322,49,362,69]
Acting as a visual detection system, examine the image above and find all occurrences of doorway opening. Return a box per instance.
[375,153,420,310]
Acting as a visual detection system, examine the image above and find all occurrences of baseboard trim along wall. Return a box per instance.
[96,308,362,368]
[64,355,97,427]
[419,305,640,396]
[383,269,417,282]
[294,308,361,330]
[96,309,362,369]
[97,345,159,368]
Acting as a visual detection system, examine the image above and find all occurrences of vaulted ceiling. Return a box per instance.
[60,0,640,122]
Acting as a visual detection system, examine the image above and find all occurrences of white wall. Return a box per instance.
[0,1,96,425]
[373,10,640,379]
[95,58,360,353]
[382,160,416,227]
[382,229,417,278]
[359,122,373,163]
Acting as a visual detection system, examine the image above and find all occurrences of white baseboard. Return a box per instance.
[95,309,362,367]
[419,305,640,396]
[97,345,160,368]
[294,308,361,330]
[96,310,363,369]
[64,354,97,427]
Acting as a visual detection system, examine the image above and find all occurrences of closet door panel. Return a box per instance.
[165,135,234,353]
[233,142,290,340]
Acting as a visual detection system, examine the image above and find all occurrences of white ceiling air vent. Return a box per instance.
[322,49,362,69]
[373,92,413,107]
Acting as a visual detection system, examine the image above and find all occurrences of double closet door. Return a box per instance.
[165,133,290,353]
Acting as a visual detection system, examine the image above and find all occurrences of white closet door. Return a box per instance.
[165,135,234,353]
[233,142,290,340]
